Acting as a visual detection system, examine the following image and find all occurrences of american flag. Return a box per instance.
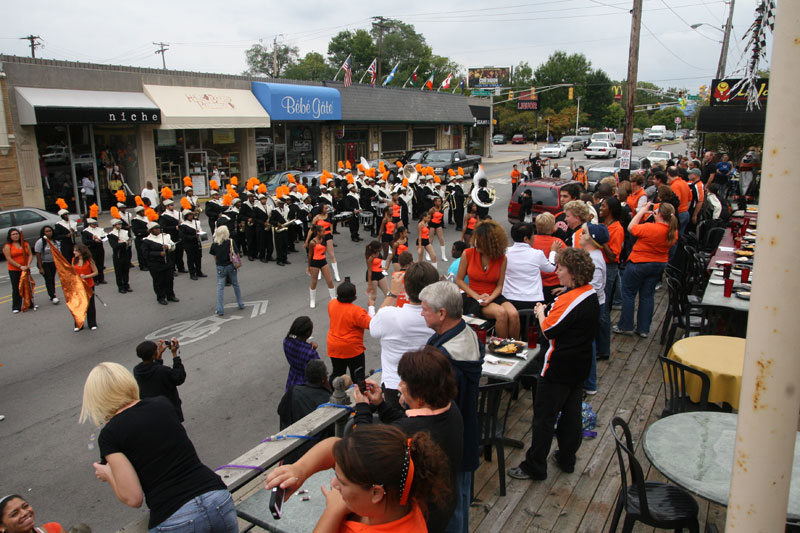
[342,56,352,87]
[366,59,377,87]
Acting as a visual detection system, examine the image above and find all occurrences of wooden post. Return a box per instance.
[621,0,643,182]
[726,1,800,530]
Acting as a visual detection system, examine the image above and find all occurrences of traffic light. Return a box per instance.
[530,86,536,96]
[508,90,513,101]
[568,87,574,100]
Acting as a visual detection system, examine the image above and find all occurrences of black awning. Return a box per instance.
[469,105,491,126]
[696,106,766,134]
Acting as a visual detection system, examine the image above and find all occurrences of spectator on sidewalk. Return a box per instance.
[134,338,186,422]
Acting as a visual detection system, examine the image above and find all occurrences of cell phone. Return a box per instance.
[358,380,368,394]
[269,486,285,519]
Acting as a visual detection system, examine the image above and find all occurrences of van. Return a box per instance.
[648,125,666,141]
[591,132,615,143]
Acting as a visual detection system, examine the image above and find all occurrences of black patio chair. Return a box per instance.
[609,417,700,532]
[662,277,709,357]
[475,381,515,497]
[658,356,712,418]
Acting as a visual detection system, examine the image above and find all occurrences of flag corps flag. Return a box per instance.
[366,59,377,87]
[422,72,435,91]
[439,73,453,91]
[47,238,92,328]
[383,62,400,86]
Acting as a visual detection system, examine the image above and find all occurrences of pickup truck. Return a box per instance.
[422,149,482,177]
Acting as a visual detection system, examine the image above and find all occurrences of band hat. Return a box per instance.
[211,189,220,196]
[117,202,127,208]
[585,222,610,246]
[257,193,267,200]
[58,208,69,216]
[163,199,174,206]
[247,190,256,196]
[86,217,97,224]
[134,206,145,213]
[110,218,122,226]
[147,221,160,230]
[232,197,242,204]
[184,186,193,192]
[182,209,193,217]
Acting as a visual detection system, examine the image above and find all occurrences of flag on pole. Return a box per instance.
[421,72,435,91]
[438,73,453,91]
[383,62,400,86]
[342,56,353,87]
[47,238,92,329]
[366,59,377,87]
[403,65,419,88]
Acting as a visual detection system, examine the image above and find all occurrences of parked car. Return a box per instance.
[648,125,666,141]
[676,129,689,139]
[664,130,676,140]
[368,159,400,181]
[507,178,581,224]
[406,150,428,165]
[558,136,584,151]
[421,149,482,177]
[590,132,615,144]
[538,143,568,159]
[584,141,617,159]
[632,133,643,146]
[0,207,83,250]
[492,134,506,144]
[511,134,525,144]
[42,146,70,165]
[646,150,673,166]
[614,134,624,149]
[258,169,303,194]
[586,165,619,193]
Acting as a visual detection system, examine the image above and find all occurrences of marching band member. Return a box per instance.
[241,191,258,261]
[390,194,403,227]
[107,218,132,294]
[342,181,362,242]
[131,205,149,271]
[205,186,223,233]
[253,192,273,263]
[53,199,78,260]
[417,211,438,269]
[116,202,131,231]
[270,195,292,266]
[306,226,337,308]
[81,211,106,284]
[142,222,178,305]
[306,203,340,282]
[183,183,201,212]
[359,177,379,237]
[377,210,395,269]
[365,240,388,298]
[452,171,467,231]
[430,197,448,262]
[158,199,186,274]
[179,210,205,280]
[228,197,247,255]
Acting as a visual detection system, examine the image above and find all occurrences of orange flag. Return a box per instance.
[47,238,92,329]
[19,269,35,312]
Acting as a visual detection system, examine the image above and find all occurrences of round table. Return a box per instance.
[668,335,745,410]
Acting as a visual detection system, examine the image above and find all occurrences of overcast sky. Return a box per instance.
[2,0,769,92]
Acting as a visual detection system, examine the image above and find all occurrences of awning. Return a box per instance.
[15,87,161,125]
[143,84,270,129]
[251,82,341,121]
[696,106,766,134]
[469,105,491,126]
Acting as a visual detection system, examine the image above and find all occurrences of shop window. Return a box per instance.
[287,125,316,171]
[381,130,408,155]
[94,126,138,205]
[412,127,436,148]
[35,125,75,212]
[255,127,275,173]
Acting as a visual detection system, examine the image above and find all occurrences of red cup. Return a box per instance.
[527,323,539,349]
[734,237,741,249]
[741,268,751,283]
[470,325,487,346]
[723,278,734,297]
[723,263,732,279]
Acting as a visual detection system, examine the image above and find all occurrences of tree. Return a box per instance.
[512,61,533,87]
[651,106,684,128]
[532,51,592,114]
[583,69,614,128]
[603,103,626,130]
[634,112,652,130]
[704,133,763,163]
[244,42,300,77]
[327,29,377,77]
[283,52,336,81]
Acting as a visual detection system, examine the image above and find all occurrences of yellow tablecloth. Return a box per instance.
[667,336,745,410]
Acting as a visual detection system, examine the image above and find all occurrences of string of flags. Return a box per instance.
[334,58,467,94]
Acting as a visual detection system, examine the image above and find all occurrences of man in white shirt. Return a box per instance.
[367,261,439,408]
[141,180,159,208]
[502,222,556,311]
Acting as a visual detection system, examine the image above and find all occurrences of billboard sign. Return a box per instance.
[709,78,769,107]
[517,101,538,111]
[468,67,511,88]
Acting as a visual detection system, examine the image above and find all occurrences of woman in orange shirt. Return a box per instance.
[614,202,677,338]
[391,226,409,273]
[416,211,437,268]
[72,243,99,331]
[365,240,388,298]
[327,280,372,382]
[307,226,336,308]
[456,220,520,339]
[429,198,448,263]
[3,228,35,314]
[307,204,340,282]
[265,425,451,533]
[461,204,479,244]
[377,210,395,267]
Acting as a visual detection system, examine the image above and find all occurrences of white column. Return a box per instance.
[726,2,800,531]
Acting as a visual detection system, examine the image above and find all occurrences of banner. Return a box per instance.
[468,67,511,88]
[710,78,769,106]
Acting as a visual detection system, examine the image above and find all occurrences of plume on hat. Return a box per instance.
[222,194,232,206]
[160,186,174,199]
[402,177,409,187]
[134,195,144,207]
[115,190,126,203]
[346,160,352,170]
[346,174,354,184]
[396,161,403,168]
[448,169,456,177]
[110,206,121,220]
[434,175,441,183]
[297,184,308,194]
[180,197,192,211]
[56,198,68,210]
[356,163,364,173]
[183,176,193,188]
[230,176,239,186]
[209,179,219,191]
[415,164,423,172]
[276,188,285,199]
[145,208,159,221]
[378,161,386,173]
[338,160,344,169]
[246,180,255,191]
[89,204,99,218]
[287,174,296,184]
[381,171,389,181]
[257,183,267,194]
[457,167,464,176]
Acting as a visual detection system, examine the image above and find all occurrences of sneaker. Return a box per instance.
[90,326,97,331]
[612,325,634,335]
[12,310,19,314]
[637,331,648,338]
[508,466,546,481]
[0,415,4,421]
[33,305,39,311]
[583,389,597,396]
[74,327,81,332]
[52,297,60,304]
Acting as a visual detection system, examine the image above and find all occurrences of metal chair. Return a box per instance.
[475,381,515,497]
[609,417,700,533]
[662,277,709,357]
[658,356,712,418]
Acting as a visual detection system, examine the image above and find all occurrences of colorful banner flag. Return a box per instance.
[366,59,377,87]
[421,72,435,91]
[438,73,453,91]
[342,56,352,87]
[383,62,400,86]
[47,238,92,329]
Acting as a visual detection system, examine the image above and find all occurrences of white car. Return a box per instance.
[538,143,568,158]
[646,150,673,165]
[584,141,617,159]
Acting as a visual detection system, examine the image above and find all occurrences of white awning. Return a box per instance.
[15,87,160,125]
[143,84,270,129]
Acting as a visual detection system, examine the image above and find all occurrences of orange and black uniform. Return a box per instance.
[327,298,371,381]
[670,178,691,214]
[392,241,408,265]
[318,218,333,242]
[430,209,444,229]
[419,224,431,246]
[464,215,477,240]
[309,241,327,269]
[391,203,402,223]
[517,284,599,478]
[382,220,395,243]
[511,168,521,193]
[367,255,384,282]
[462,247,507,316]
[73,258,97,329]
[6,241,30,312]
[530,234,565,303]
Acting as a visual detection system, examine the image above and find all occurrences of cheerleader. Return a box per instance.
[461,203,479,244]
[306,203,340,282]
[376,210,395,268]
[430,197,448,261]
[365,240,388,297]
[107,218,132,294]
[390,226,409,273]
[416,211,437,268]
[306,226,336,309]
[389,194,403,227]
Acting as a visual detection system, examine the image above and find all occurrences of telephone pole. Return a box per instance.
[153,42,169,70]
[20,35,42,58]
[372,16,389,82]
[717,0,736,79]
[621,0,643,181]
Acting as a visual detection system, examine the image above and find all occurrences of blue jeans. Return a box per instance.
[216,264,244,315]
[618,261,667,334]
[595,292,611,357]
[445,470,472,533]
[584,341,598,392]
[148,489,238,532]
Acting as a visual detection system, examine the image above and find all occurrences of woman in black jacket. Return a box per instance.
[209,225,245,317]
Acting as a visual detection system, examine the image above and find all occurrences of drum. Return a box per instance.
[359,211,374,228]
[332,211,352,223]
[372,202,387,217]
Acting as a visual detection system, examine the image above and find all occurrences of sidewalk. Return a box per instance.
[483,143,538,165]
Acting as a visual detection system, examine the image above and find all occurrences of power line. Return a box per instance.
[641,21,706,70]
[660,0,719,42]
[19,35,42,58]
[153,41,169,70]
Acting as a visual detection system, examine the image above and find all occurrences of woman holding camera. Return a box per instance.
[80,362,237,532]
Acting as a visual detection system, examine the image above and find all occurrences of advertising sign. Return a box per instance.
[251,82,342,121]
[619,149,632,170]
[517,101,538,111]
[709,78,769,107]
[468,67,511,88]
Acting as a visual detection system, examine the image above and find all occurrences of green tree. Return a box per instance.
[651,106,684,128]
[512,61,534,87]
[634,111,652,130]
[603,103,626,130]
[327,29,377,77]
[283,52,336,81]
[244,42,300,77]
[532,51,592,114]
[583,69,614,128]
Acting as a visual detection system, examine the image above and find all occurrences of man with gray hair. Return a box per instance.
[420,281,484,533]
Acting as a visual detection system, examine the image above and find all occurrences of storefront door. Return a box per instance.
[185,150,209,196]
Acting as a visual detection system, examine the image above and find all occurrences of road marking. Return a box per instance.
[144,300,268,345]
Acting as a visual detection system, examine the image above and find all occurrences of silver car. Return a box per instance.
[0,207,83,249]
[558,136,584,152]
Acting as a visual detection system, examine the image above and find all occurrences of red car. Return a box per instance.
[511,134,525,144]
[507,178,581,224]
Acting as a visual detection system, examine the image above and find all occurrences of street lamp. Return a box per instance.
[691,0,735,79]
[690,22,723,33]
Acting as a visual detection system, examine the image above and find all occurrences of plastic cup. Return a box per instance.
[734,237,741,249]
[527,323,539,349]
[723,263,732,279]
[741,268,751,283]
[724,278,734,297]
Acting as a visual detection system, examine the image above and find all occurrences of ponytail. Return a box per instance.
[659,203,678,244]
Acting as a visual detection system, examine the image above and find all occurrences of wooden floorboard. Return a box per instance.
[471,287,729,532]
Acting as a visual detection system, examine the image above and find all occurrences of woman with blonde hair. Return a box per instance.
[456,219,520,339]
[80,362,236,532]
[209,225,245,316]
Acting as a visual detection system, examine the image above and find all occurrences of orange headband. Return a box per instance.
[399,438,415,506]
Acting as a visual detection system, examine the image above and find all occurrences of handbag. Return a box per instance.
[229,240,242,269]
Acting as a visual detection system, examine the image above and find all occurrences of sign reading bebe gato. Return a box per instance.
[281,96,334,120]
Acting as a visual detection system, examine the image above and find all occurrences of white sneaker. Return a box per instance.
[0,415,5,421]
[90,326,97,331]
[74,327,80,332]
[52,297,60,304]
[13,310,19,314]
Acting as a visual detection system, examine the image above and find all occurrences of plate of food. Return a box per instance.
[746,229,757,235]
[709,278,725,286]
[735,291,751,300]
[734,250,754,257]
[715,260,732,267]
[735,256,753,263]
[487,337,526,355]
[746,207,759,213]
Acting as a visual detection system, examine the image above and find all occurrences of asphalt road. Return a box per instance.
[0,140,688,531]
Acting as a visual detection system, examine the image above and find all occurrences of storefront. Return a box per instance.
[143,84,270,195]
[14,86,160,213]
[468,103,492,156]
[250,82,341,174]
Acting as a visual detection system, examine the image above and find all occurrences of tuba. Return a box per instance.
[402,164,418,185]
[470,165,496,208]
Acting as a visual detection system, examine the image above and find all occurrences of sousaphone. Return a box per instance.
[402,164,418,185]
[470,165,496,208]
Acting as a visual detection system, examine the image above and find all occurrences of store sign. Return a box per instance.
[335,124,346,140]
[251,82,341,121]
[213,128,236,144]
[710,78,769,107]
[517,101,538,111]
[35,107,161,125]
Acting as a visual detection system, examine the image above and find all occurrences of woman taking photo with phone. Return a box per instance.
[80,362,237,532]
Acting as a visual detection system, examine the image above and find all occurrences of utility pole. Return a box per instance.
[717,0,736,79]
[575,96,582,135]
[153,42,169,70]
[621,0,643,182]
[20,35,41,58]
[272,35,279,78]
[372,16,389,82]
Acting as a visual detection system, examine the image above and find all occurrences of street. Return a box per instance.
[0,140,688,531]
